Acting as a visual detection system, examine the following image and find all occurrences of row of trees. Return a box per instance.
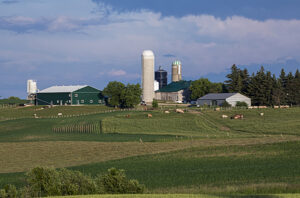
[102,81,142,108]
[102,65,299,107]
[0,167,144,198]
[226,65,300,106]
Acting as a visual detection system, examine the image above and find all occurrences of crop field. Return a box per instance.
[49,194,300,198]
[0,106,300,196]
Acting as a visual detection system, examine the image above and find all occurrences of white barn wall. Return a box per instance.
[226,93,251,107]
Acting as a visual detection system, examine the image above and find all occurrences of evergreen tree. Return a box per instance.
[294,69,300,105]
[279,68,287,104]
[225,64,243,93]
[240,68,250,95]
[285,72,294,105]
[271,74,285,106]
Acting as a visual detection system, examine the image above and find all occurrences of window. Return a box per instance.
[75,94,78,97]
[90,100,93,103]
[81,100,84,103]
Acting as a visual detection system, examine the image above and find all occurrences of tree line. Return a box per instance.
[101,65,299,107]
[225,65,300,106]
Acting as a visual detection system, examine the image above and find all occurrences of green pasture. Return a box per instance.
[1,106,300,196]
[67,141,300,194]
[49,194,300,198]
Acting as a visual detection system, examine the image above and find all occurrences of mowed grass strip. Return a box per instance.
[49,194,300,198]
[1,136,299,173]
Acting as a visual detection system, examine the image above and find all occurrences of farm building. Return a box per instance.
[155,80,191,102]
[197,93,251,107]
[36,85,104,105]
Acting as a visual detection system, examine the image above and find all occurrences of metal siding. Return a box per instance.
[226,93,251,107]
[36,92,71,105]
[72,86,104,105]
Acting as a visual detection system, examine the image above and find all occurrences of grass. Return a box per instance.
[1,136,298,174]
[48,194,300,198]
[66,141,300,194]
[1,106,300,195]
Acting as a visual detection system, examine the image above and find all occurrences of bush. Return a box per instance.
[221,101,231,107]
[1,167,145,197]
[152,99,158,108]
[0,184,17,198]
[236,101,248,108]
[96,168,145,194]
[26,167,61,197]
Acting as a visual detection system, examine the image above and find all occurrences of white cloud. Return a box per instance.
[1,4,300,98]
[108,69,126,76]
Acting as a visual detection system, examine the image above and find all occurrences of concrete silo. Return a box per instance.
[142,50,155,103]
[172,60,182,82]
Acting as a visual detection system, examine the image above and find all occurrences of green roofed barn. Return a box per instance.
[36,85,104,105]
[155,80,191,102]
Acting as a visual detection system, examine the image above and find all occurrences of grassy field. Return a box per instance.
[52,194,300,198]
[49,194,300,198]
[0,106,300,196]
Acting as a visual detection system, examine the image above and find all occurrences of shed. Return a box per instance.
[155,81,191,102]
[36,85,104,105]
[197,93,251,107]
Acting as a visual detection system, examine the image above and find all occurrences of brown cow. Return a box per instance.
[231,114,244,119]
[147,114,152,118]
[125,114,130,118]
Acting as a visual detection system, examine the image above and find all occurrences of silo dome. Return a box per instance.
[142,50,154,58]
[172,60,181,65]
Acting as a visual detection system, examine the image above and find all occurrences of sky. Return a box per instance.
[0,0,300,98]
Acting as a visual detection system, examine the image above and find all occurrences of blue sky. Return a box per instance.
[0,0,300,98]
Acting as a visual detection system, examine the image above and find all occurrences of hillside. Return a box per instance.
[0,106,300,196]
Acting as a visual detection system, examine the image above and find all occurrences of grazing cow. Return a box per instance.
[231,114,244,119]
[274,106,279,109]
[33,113,38,118]
[258,106,267,109]
[215,108,220,111]
[248,106,253,109]
[57,113,63,116]
[221,114,228,118]
[147,114,152,118]
[164,111,170,114]
[260,112,264,116]
[280,105,289,108]
[125,114,130,118]
[175,109,184,114]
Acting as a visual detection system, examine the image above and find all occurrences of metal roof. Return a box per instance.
[198,93,238,100]
[39,85,87,93]
[156,80,191,92]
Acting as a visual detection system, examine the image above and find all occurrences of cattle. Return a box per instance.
[147,114,153,118]
[164,111,170,114]
[57,113,63,116]
[175,109,184,114]
[221,114,228,118]
[33,113,38,118]
[280,105,289,108]
[248,106,253,109]
[125,114,130,118]
[258,106,267,109]
[274,106,279,109]
[231,114,244,119]
[260,112,264,116]
[215,108,220,111]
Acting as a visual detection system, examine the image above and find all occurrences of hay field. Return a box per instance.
[1,106,300,195]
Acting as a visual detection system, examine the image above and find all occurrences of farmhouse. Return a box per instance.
[155,80,191,102]
[197,93,251,107]
[36,85,104,105]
